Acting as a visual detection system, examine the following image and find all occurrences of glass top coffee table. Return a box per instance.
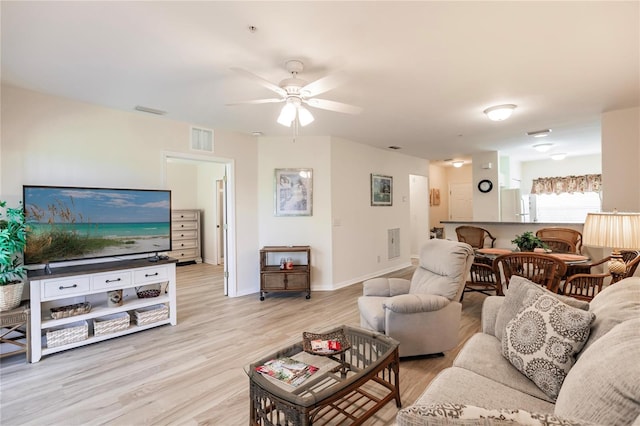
[246,324,400,425]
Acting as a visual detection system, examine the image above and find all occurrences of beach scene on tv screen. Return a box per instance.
[24,187,171,264]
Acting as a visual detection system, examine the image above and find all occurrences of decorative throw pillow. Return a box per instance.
[502,291,595,400]
[494,276,590,341]
[396,403,592,426]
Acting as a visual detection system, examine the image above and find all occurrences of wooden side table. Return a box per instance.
[0,302,31,362]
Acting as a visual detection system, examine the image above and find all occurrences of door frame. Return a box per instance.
[162,151,237,297]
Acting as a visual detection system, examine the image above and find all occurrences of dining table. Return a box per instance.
[475,248,590,279]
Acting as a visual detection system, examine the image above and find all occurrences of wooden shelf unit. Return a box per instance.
[259,246,311,301]
[28,258,177,362]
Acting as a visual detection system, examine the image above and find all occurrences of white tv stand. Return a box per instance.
[28,258,177,362]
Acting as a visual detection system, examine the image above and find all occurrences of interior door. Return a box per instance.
[216,176,229,295]
[449,183,473,221]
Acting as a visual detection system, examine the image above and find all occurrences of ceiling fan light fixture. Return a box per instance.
[483,104,517,121]
[297,106,314,126]
[451,160,465,168]
[277,101,297,127]
[533,143,553,152]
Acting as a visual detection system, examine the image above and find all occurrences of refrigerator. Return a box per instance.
[501,188,526,222]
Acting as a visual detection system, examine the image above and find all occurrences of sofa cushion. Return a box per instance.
[412,367,555,414]
[396,403,592,426]
[494,276,590,341]
[581,277,640,355]
[453,333,553,402]
[555,317,640,425]
[502,292,595,400]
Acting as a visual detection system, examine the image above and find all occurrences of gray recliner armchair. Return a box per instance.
[358,239,474,357]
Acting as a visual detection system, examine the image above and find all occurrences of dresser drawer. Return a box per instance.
[172,210,198,221]
[173,239,197,250]
[172,221,198,231]
[134,266,169,285]
[168,249,198,261]
[42,276,91,299]
[172,229,198,240]
[91,271,132,290]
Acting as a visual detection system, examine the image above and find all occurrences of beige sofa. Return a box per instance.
[358,239,474,357]
[397,276,640,425]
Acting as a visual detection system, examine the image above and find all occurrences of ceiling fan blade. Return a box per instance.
[305,98,363,115]
[230,67,286,96]
[226,98,284,106]
[301,72,346,97]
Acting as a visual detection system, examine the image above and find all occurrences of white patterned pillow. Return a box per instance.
[396,403,592,425]
[502,291,595,400]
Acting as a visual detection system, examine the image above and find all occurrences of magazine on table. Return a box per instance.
[256,357,319,387]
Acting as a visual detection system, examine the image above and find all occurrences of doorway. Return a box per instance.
[163,152,236,297]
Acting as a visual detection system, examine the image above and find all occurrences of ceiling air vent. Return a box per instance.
[191,127,214,152]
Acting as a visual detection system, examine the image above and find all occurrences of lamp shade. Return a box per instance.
[582,212,640,249]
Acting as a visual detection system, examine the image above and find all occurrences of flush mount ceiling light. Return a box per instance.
[550,153,567,160]
[483,104,517,121]
[527,129,552,138]
[533,143,553,152]
[451,160,465,168]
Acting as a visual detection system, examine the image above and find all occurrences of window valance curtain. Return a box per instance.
[531,174,602,195]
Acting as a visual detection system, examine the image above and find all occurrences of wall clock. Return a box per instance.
[478,179,493,193]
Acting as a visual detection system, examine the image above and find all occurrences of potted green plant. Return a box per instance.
[0,200,27,311]
[511,231,547,252]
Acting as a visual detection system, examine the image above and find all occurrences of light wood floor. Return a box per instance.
[0,263,486,425]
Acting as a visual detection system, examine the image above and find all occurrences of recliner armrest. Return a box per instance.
[383,293,450,314]
[363,277,411,296]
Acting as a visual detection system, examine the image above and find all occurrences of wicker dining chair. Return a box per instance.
[455,226,496,249]
[536,228,582,253]
[568,250,640,283]
[493,252,567,294]
[463,262,500,298]
[561,273,609,301]
[538,237,576,254]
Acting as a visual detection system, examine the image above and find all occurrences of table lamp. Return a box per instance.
[582,211,640,275]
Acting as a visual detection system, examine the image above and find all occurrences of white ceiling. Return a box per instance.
[2,1,638,163]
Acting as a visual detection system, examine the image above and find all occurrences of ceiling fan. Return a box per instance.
[227,60,362,128]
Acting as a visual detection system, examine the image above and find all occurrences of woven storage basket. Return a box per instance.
[134,304,169,326]
[51,302,92,319]
[46,321,89,348]
[93,312,130,336]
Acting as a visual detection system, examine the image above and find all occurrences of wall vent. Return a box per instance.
[191,127,214,152]
[388,228,400,259]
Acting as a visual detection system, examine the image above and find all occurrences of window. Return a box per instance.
[530,192,601,223]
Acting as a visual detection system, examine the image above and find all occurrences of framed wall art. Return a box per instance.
[275,168,313,216]
[430,188,441,206]
[370,173,393,206]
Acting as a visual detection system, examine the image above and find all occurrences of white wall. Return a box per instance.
[1,85,259,297]
[257,135,333,290]
[602,107,640,211]
[410,174,429,257]
[330,138,429,288]
[472,151,500,221]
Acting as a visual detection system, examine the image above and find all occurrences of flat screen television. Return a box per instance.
[23,185,172,266]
